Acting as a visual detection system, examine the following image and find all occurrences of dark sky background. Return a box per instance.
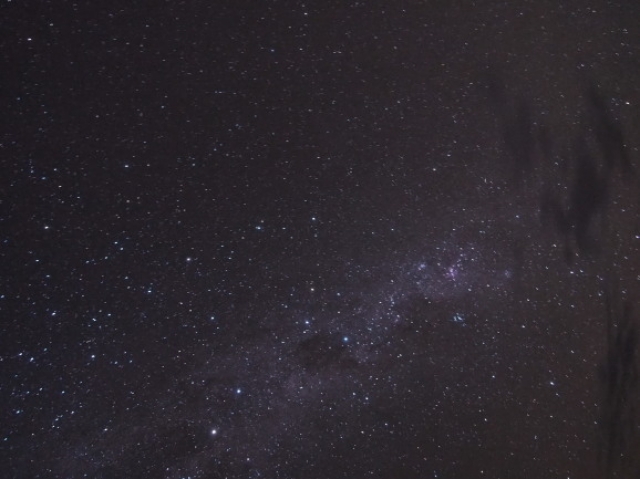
[2,1,640,478]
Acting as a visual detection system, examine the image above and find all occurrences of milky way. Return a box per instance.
[46,231,518,476]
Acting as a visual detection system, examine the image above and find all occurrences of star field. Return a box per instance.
[1,1,640,478]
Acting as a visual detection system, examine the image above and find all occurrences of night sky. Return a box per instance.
[2,1,640,478]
